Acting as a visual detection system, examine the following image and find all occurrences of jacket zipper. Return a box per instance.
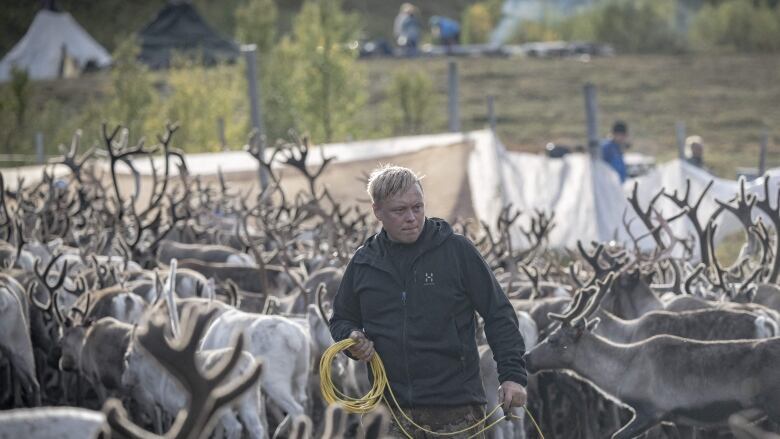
[401,290,413,406]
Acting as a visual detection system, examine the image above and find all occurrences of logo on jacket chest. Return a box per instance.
[423,272,435,286]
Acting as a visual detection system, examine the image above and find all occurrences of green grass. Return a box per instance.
[3,53,779,181]
[359,53,780,179]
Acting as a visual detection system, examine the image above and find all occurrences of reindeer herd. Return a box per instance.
[0,123,779,439]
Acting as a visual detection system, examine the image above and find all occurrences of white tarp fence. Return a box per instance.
[3,128,777,259]
[469,129,780,258]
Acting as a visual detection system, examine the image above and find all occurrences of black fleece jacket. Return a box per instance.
[329,217,527,408]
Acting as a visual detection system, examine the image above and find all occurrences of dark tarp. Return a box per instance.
[137,1,239,69]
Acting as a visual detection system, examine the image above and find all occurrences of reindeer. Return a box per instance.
[103,306,263,439]
[122,330,267,439]
[593,302,777,343]
[524,273,780,438]
[58,315,133,403]
[199,308,311,424]
[0,274,40,406]
[156,239,254,267]
[0,406,106,438]
[480,311,538,439]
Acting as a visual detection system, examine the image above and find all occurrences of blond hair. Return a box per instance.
[366,164,424,204]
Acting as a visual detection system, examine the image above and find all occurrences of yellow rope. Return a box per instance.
[320,338,545,438]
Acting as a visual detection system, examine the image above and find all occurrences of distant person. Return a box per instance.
[601,120,630,182]
[394,3,422,55]
[685,135,706,168]
[545,142,571,158]
[430,15,461,46]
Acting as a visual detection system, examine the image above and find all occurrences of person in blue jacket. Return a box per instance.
[330,165,527,438]
[430,15,461,46]
[601,120,630,182]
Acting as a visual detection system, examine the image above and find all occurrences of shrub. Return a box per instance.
[101,38,157,142]
[462,3,494,44]
[691,0,780,51]
[382,69,435,135]
[234,0,278,53]
[284,0,367,143]
[559,0,687,53]
[262,38,302,144]
[160,58,248,152]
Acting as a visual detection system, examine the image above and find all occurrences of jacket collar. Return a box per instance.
[354,217,452,269]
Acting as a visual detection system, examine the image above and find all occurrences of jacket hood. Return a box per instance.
[354,217,452,267]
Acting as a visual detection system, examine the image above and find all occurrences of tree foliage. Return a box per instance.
[559,0,686,53]
[691,0,780,51]
[234,0,278,53]
[382,69,436,135]
[282,0,366,143]
[162,62,248,152]
[461,3,495,44]
[0,69,31,155]
[102,38,157,140]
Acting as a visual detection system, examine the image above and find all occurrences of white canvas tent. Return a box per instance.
[0,9,111,82]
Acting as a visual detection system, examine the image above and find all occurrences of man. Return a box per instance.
[430,15,461,47]
[329,165,527,438]
[393,3,422,55]
[601,120,630,182]
[685,135,706,168]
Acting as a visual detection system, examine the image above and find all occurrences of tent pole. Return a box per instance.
[759,130,768,177]
[676,121,686,159]
[487,95,496,133]
[35,132,44,165]
[448,60,460,132]
[583,82,599,157]
[242,44,268,189]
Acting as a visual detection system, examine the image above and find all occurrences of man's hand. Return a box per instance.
[347,330,374,362]
[497,381,527,414]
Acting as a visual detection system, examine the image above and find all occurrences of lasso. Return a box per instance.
[320,338,544,439]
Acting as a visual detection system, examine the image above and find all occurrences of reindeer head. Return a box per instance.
[58,321,87,371]
[57,295,92,371]
[523,273,615,373]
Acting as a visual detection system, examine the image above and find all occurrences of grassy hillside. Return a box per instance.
[360,54,779,178]
[5,53,777,180]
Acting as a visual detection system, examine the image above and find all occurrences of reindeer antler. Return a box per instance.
[754,175,780,283]
[103,306,263,439]
[55,129,96,184]
[548,287,592,325]
[627,183,666,248]
[280,135,334,196]
[663,179,714,265]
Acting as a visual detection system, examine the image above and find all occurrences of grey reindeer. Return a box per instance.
[524,272,780,439]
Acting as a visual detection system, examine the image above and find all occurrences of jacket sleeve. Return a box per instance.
[602,143,627,181]
[456,236,528,386]
[329,259,363,345]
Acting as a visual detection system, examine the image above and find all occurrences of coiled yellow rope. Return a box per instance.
[320,338,545,439]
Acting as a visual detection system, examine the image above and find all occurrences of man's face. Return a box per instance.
[373,184,425,244]
[614,132,629,146]
[691,143,703,158]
